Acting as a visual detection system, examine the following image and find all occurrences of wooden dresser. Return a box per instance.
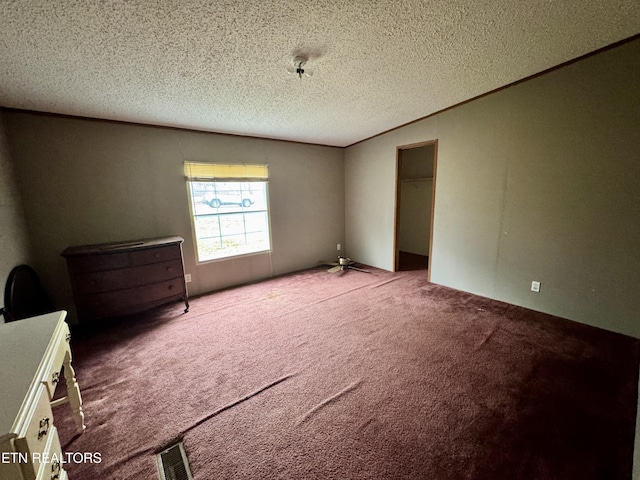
[61,236,189,323]
[0,311,85,480]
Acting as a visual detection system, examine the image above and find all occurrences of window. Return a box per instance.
[185,163,270,262]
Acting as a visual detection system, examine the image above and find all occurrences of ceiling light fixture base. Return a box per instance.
[287,56,313,79]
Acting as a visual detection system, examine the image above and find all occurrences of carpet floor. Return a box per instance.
[54,267,639,479]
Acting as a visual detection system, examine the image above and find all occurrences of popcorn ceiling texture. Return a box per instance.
[1,0,639,146]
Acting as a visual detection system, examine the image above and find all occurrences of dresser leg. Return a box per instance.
[184,297,190,313]
[63,352,86,434]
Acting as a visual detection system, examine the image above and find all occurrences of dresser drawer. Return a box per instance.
[65,244,181,274]
[66,251,130,273]
[41,327,70,401]
[34,425,64,480]
[14,386,63,480]
[79,278,186,318]
[73,259,185,294]
[130,244,181,266]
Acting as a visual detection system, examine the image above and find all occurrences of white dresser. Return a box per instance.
[0,311,85,480]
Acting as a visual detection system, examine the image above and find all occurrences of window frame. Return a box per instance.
[184,163,272,264]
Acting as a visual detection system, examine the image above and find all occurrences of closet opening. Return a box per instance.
[394,141,437,278]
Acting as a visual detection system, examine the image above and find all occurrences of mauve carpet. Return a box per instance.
[54,267,639,479]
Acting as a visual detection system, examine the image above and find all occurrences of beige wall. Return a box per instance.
[345,38,640,337]
[3,113,344,322]
[0,112,31,318]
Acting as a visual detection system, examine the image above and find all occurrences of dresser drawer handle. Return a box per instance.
[168,284,174,290]
[154,252,161,258]
[38,417,50,439]
[51,460,61,479]
[52,371,60,384]
[167,267,174,272]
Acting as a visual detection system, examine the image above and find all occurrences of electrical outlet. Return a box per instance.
[337,243,341,251]
[531,281,540,292]
[185,274,192,283]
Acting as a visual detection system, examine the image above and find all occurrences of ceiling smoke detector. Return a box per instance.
[287,56,313,79]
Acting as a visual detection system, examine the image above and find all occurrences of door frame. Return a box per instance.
[393,140,438,281]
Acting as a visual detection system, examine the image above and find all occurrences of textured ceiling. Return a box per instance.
[1,1,639,147]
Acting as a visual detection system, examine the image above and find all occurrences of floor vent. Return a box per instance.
[156,442,193,480]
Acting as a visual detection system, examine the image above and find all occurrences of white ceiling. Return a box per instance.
[1,1,639,147]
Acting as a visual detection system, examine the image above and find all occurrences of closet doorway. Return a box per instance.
[394,141,437,278]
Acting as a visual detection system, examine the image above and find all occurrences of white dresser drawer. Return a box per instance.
[34,424,65,480]
[42,326,71,401]
[13,385,63,480]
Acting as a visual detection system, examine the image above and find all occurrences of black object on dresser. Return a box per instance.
[61,236,189,323]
